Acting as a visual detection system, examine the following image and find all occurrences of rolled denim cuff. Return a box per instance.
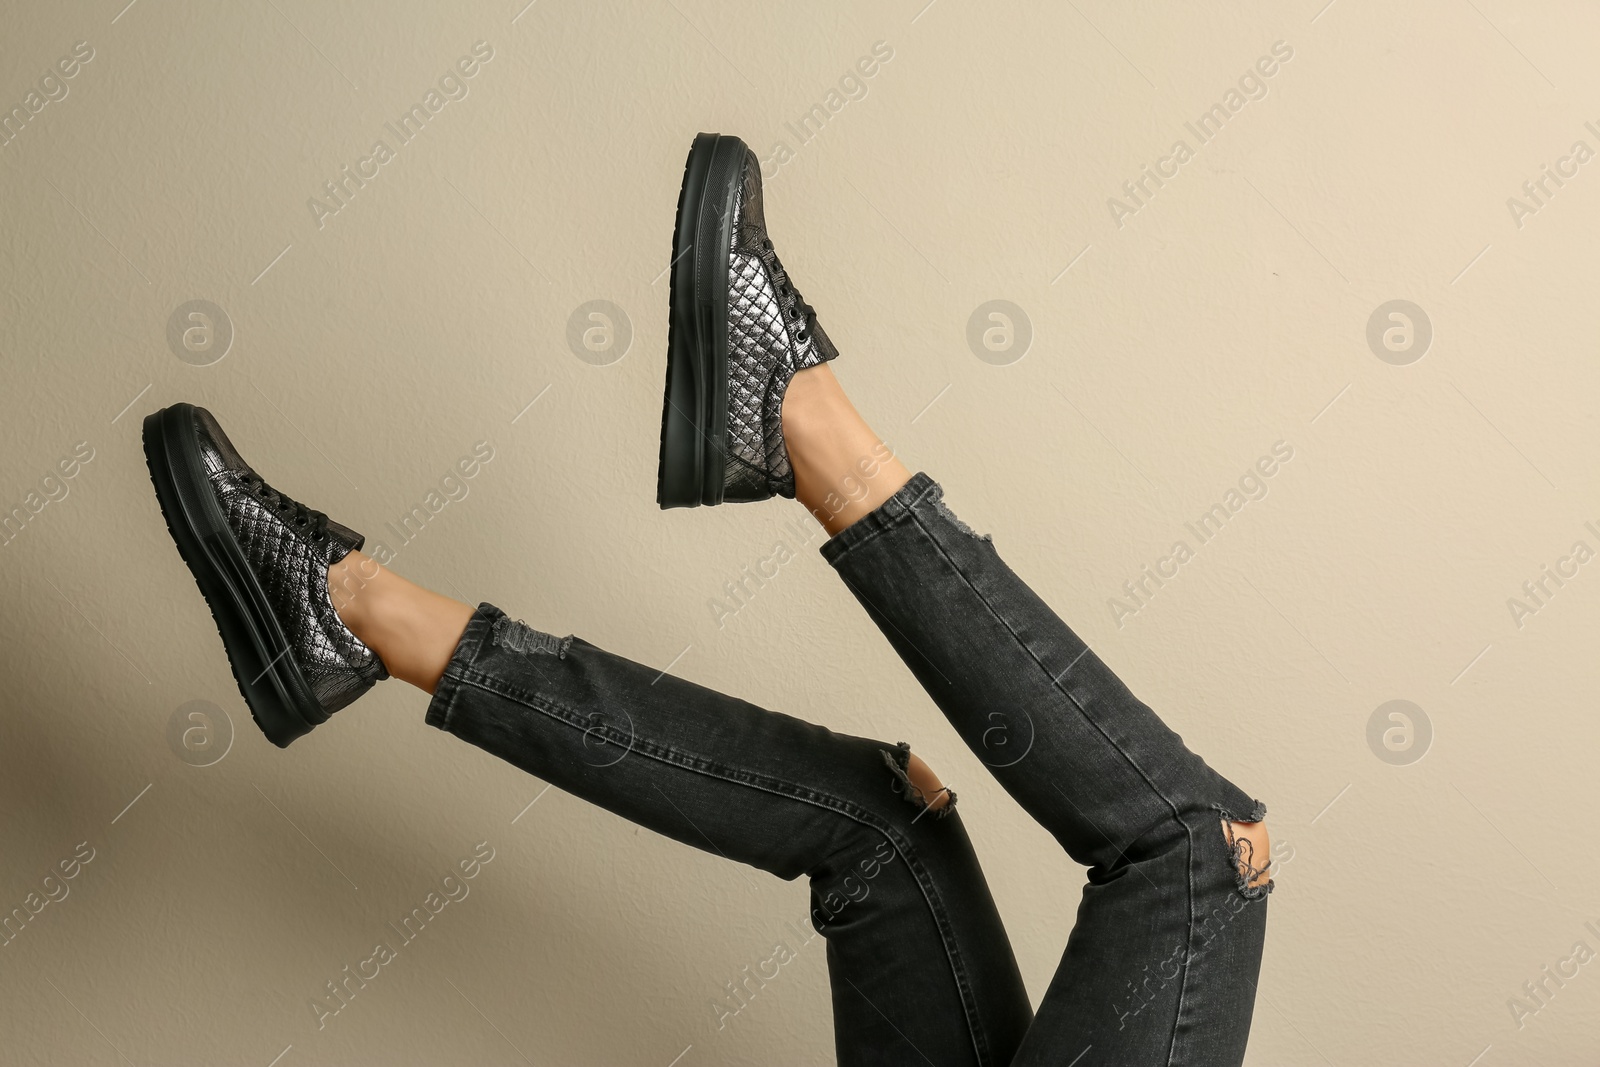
[819,471,942,564]
[423,602,503,731]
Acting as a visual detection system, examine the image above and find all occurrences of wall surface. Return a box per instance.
[2,1,1598,1063]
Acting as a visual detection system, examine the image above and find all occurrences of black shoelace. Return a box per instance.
[760,237,815,345]
[241,474,330,542]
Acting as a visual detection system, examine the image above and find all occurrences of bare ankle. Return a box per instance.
[326,551,474,694]
[780,366,913,533]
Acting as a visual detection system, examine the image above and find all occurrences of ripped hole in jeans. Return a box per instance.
[933,498,991,542]
[1218,810,1274,899]
[882,741,956,819]
[492,615,571,657]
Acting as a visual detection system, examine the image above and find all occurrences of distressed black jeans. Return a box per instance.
[425,473,1270,1066]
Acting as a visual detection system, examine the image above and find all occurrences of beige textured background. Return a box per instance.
[2,0,1597,1063]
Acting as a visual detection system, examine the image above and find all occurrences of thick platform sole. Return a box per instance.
[657,132,747,509]
[143,404,325,747]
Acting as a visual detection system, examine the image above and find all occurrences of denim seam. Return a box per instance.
[904,507,1186,818]
[442,663,999,1066]
[1172,820,1201,1067]
[899,506,1204,1064]
[424,661,471,732]
[423,604,499,732]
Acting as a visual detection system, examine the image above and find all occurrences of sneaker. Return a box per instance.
[142,403,386,746]
[657,132,839,508]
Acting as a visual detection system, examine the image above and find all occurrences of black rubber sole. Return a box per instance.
[657,132,746,509]
[142,404,325,747]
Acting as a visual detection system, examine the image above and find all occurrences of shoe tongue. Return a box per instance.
[323,518,365,562]
[800,316,839,366]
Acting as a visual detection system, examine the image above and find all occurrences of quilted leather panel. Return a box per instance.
[194,409,386,715]
[721,148,838,500]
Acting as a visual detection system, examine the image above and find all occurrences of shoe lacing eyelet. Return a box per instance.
[761,239,816,343]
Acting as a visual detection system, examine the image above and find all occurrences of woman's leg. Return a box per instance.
[649,127,1267,1059]
[783,364,1273,1066]
[144,400,1024,1064]
[328,551,1030,1066]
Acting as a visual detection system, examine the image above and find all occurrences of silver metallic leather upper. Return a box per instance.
[723,148,839,501]
[193,408,387,715]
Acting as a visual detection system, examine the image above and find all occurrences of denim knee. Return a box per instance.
[1111,793,1274,903]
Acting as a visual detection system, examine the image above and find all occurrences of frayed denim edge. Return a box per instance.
[933,497,991,543]
[1215,800,1273,900]
[882,741,957,819]
[491,615,572,658]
